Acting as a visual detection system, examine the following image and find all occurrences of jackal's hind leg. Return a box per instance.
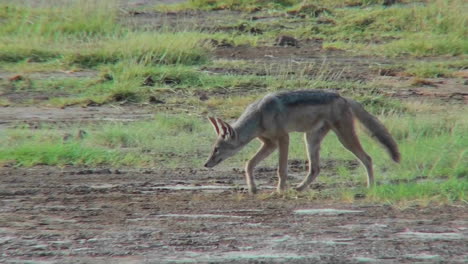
[245,138,277,194]
[277,135,290,193]
[296,125,330,191]
[333,115,374,187]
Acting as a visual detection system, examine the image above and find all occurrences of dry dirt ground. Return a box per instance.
[0,167,467,263]
[1,7,467,264]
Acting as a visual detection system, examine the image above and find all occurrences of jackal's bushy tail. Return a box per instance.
[347,99,401,162]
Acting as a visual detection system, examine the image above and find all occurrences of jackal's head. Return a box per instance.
[204,117,241,168]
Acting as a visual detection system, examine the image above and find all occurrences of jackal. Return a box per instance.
[204,90,400,194]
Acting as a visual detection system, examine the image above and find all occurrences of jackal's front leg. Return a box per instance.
[296,127,330,191]
[277,135,290,193]
[245,139,276,194]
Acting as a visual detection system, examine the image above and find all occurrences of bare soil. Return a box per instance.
[0,106,153,130]
[1,167,467,263]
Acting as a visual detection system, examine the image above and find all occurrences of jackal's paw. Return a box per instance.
[276,186,289,195]
[248,186,257,195]
[294,184,308,192]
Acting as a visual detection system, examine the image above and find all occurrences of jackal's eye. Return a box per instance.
[214,147,219,154]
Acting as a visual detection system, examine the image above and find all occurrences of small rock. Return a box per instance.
[383,0,398,6]
[275,35,299,47]
[143,76,155,86]
[76,169,93,175]
[76,129,87,139]
[129,10,144,16]
[149,96,165,104]
[248,27,263,35]
[162,77,180,85]
[81,99,101,107]
[102,73,113,81]
[354,193,366,199]
[95,168,112,174]
[62,133,73,141]
[197,92,209,101]
[205,39,233,48]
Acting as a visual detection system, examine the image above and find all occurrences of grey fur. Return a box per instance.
[205,90,400,194]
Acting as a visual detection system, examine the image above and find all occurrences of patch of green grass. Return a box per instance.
[322,41,366,53]
[32,77,95,93]
[158,0,300,12]
[365,112,467,181]
[0,141,147,167]
[0,44,59,63]
[0,76,111,107]
[0,115,208,167]
[265,177,467,204]
[404,62,453,78]
[324,35,467,57]
[46,96,109,108]
[66,32,212,67]
[266,176,467,204]
[0,61,75,73]
[403,59,468,78]
[366,178,467,204]
[373,35,467,57]
[331,0,466,38]
[95,60,379,105]
[0,1,120,37]
[0,0,119,63]
[164,0,467,57]
[354,95,407,115]
[0,1,212,66]
[300,0,467,56]
[0,98,12,107]
[0,32,212,67]
[84,114,211,166]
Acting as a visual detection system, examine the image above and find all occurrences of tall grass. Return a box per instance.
[0,33,211,66]
[160,0,467,56]
[0,0,120,37]
[336,0,466,37]
[404,59,468,78]
[374,35,467,56]
[64,32,212,67]
[0,1,211,66]
[312,0,467,56]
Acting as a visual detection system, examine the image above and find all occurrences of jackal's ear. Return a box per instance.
[216,118,236,140]
[208,117,220,136]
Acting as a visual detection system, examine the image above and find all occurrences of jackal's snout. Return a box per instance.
[203,155,221,168]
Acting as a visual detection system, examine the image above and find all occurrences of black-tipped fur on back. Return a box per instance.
[275,90,340,107]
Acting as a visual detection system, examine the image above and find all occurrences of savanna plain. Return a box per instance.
[0,0,467,263]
